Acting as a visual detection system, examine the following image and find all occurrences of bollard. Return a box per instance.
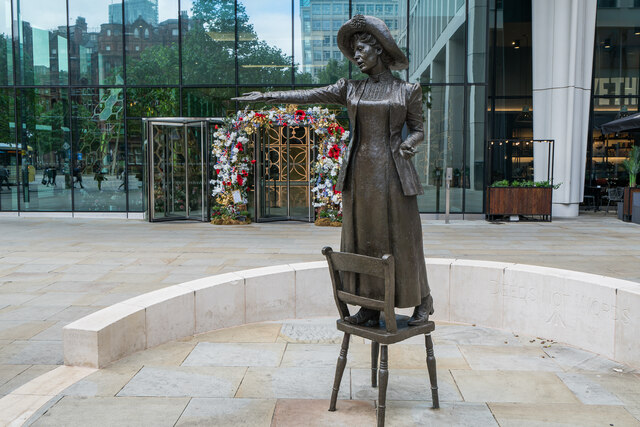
[445,167,452,224]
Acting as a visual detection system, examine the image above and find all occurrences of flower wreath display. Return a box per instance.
[211,105,349,225]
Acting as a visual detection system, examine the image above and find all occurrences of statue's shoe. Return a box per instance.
[344,308,380,325]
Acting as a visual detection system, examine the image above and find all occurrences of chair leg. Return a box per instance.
[329,332,350,412]
[425,333,439,409]
[371,341,379,387]
[377,345,389,427]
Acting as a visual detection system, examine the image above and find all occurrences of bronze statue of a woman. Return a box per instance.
[235,15,433,326]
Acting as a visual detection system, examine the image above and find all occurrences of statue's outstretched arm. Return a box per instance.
[233,78,348,106]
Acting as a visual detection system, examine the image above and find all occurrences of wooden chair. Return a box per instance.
[322,247,438,427]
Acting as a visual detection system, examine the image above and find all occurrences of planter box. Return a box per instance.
[486,187,552,219]
[623,187,640,222]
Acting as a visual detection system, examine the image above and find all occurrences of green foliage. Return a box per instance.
[622,146,640,187]
[490,179,561,189]
[316,59,350,85]
[318,208,342,222]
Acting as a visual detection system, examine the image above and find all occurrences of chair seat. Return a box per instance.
[337,315,435,345]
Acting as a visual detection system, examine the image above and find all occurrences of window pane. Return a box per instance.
[294,0,348,84]
[488,0,532,96]
[181,0,235,85]
[71,87,126,211]
[0,0,13,85]
[468,0,488,83]
[488,97,532,140]
[126,87,179,117]
[126,119,145,211]
[466,85,485,212]
[125,0,178,85]
[69,1,124,85]
[0,89,17,210]
[415,85,464,212]
[409,0,465,84]
[17,88,72,211]
[182,88,235,117]
[239,0,293,85]
[15,0,69,85]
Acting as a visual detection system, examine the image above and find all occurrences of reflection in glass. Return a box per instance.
[488,0,531,96]
[181,0,235,85]
[15,0,69,85]
[416,85,464,212]
[68,0,124,85]
[409,0,465,84]
[71,88,125,211]
[294,0,348,84]
[468,0,488,83]
[17,88,71,211]
[489,97,533,140]
[466,85,485,211]
[0,0,13,85]
[0,89,17,210]
[182,88,235,117]
[126,87,179,117]
[126,119,145,211]
[124,0,178,85]
[239,0,293,85]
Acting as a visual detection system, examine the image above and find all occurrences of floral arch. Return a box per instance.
[211,105,349,225]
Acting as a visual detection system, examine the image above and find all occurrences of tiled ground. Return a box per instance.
[24,319,640,426]
[0,213,639,425]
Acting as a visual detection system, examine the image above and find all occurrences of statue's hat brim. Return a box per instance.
[337,15,409,71]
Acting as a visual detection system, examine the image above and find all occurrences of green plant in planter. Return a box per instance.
[622,146,640,187]
[490,179,561,189]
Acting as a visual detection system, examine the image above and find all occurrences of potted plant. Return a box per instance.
[621,146,640,221]
[486,180,560,221]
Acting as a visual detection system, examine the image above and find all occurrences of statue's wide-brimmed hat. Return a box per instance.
[337,15,409,70]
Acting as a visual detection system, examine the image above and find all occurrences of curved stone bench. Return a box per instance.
[63,259,640,370]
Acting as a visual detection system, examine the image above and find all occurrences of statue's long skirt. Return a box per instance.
[340,97,429,308]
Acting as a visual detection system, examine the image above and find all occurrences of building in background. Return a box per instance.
[0,0,636,218]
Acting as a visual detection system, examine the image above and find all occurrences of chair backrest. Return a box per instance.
[608,187,624,201]
[322,246,397,333]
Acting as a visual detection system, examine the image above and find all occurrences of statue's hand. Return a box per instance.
[399,142,417,159]
[232,91,269,102]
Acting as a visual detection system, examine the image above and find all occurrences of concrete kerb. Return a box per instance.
[62,259,640,370]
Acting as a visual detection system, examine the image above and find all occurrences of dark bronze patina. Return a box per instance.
[234,15,433,325]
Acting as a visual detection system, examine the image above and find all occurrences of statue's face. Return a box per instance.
[353,40,380,74]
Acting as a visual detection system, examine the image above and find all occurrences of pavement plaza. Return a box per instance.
[0,213,639,425]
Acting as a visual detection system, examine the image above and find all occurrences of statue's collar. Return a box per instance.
[368,69,393,83]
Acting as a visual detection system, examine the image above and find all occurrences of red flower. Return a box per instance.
[295,110,306,121]
[215,125,218,129]
[236,142,243,152]
[338,126,345,135]
[250,159,256,164]
[328,145,341,159]
[237,175,243,186]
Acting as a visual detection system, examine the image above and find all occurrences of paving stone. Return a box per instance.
[556,372,625,405]
[175,398,276,427]
[0,364,29,387]
[279,343,371,368]
[272,399,376,427]
[0,306,67,321]
[278,321,344,344]
[236,367,350,399]
[117,366,246,398]
[182,342,286,367]
[0,340,63,365]
[109,341,196,369]
[488,402,640,427]
[30,396,189,427]
[187,323,284,344]
[0,365,58,395]
[386,401,498,427]
[459,345,562,371]
[351,368,462,402]
[451,370,580,404]
[544,345,636,373]
[0,321,56,340]
[62,366,141,397]
[433,325,522,346]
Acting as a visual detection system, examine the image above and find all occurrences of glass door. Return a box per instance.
[256,125,312,222]
[146,119,209,221]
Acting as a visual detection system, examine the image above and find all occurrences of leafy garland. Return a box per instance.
[211,105,349,223]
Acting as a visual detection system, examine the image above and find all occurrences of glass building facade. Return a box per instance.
[0,0,633,216]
